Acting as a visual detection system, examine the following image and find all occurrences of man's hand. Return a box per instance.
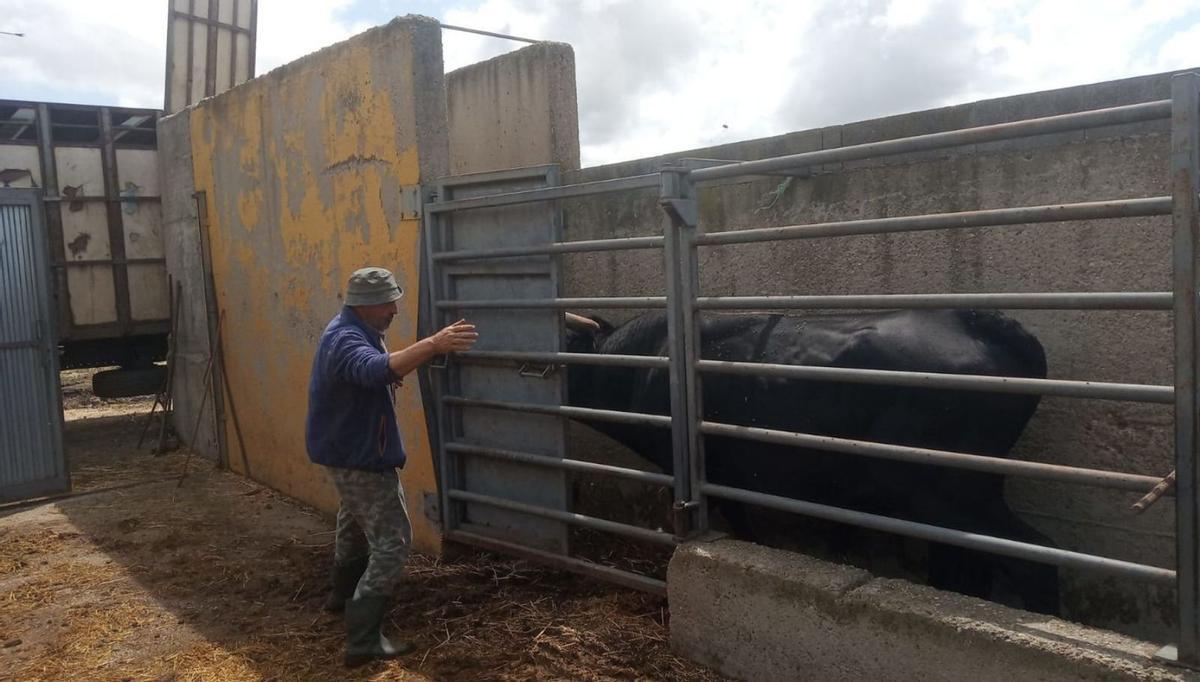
[430,319,478,354]
[387,319,479,379]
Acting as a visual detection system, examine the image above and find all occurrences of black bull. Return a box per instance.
[563,308,1059,615]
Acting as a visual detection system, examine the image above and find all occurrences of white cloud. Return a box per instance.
[2,0,1198,165]
[255,0,374,75]
[0,0,166,107]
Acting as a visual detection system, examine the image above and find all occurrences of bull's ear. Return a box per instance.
[565,312,601,331]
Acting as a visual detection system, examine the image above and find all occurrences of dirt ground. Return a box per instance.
[0,372,725,681]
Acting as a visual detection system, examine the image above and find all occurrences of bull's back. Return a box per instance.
[692,310,1046,459]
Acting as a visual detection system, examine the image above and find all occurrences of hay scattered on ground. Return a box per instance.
[0,391,726,681]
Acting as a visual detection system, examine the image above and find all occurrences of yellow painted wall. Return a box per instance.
[186,17,448,554]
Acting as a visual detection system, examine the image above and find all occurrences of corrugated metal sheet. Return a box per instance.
[0,190,67,502]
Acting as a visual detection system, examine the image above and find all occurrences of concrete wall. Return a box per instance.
[558,70,1193,639]
[158,111,218,460]
[669,540,1188,682]
[159,17,580,557]
[446,42,580,174]
[160,16,450,553]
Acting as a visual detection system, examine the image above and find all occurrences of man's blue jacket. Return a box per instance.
[305,307,406,471]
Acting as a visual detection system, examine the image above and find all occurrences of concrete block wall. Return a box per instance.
[158,17,582,557]
[558,69,1195,639]
[157,111,219,461]
[446,41,580,175]
[159,15,451,553]
[669,540,1189,682]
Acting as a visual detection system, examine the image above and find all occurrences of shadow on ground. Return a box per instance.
[0,402,722,682]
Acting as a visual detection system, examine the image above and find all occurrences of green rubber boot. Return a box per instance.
[322,557,368,613]
[344,594,414,668]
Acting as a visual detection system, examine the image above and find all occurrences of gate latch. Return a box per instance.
[518,362,556,379]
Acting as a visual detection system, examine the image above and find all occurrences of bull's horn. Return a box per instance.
[564,312,601,330]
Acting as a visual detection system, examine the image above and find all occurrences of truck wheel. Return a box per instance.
[92,367,166,399]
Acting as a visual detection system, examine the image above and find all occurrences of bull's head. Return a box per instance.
[564,312,615,354]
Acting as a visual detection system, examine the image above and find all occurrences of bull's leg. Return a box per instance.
[922,504,1060,616]
[713,498,761,542]
[979,504,1060,615]
[927,543,992,601]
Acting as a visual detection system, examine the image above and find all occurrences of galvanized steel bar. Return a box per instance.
[438,22,541,44]
[98,107,133,336]
[34,104,72,337]
[433,235,665,262]
[1171,72,1200,665]
[703,482,1176,583]
[695,197,1173,246]
[661,169,707,537]
[447,489,677,546]
[446,529,667,596]
[697,360,1175,403]
[699,421,1168,493]
[443,396,673,428]
[458,350,670,369]
[436,296,666,310]
[691,100,1172,182]
[423,187,460,538]
[427,173,660,214]
[695,291,1173,311]
[445,443,674,486]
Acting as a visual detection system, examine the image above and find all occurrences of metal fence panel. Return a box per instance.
[0,189,67,502]
[425,166,569,554]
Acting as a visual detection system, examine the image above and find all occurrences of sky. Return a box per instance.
[2,0,1198,167]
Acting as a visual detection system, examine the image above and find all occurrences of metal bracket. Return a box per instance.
[400,184,422,220]
[672,500,702,540]
[429,355,449,370]
[661,197,698,227]
[517,362,557,379]
[659,167,698,227]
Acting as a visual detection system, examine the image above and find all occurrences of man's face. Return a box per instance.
[354,300,399,332]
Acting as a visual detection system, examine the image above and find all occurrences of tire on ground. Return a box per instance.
[92,367,166,399]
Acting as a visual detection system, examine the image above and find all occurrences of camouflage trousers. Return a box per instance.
[325,467,413,599]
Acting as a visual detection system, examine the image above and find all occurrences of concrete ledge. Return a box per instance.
[668,540,1191,681]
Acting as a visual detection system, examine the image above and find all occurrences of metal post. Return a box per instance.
[98,107,133,336]
[422,186,460,539]
[1172,71,1200,668]
[660,168,707,538]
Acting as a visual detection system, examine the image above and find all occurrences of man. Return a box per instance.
[305,266,477,668]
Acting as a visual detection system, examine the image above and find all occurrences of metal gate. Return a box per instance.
[419,73,1200,663]
[422,167,675,594]
[0,188,67,502]
[423,166,572,561]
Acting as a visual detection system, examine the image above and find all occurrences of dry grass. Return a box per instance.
[390,553,715,681]
[0,528,75,575]
[0,387,726,682]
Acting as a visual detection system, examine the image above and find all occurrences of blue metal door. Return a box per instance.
[0,188,67,502]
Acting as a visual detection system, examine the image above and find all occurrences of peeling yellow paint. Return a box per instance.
[186,21,443,555]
